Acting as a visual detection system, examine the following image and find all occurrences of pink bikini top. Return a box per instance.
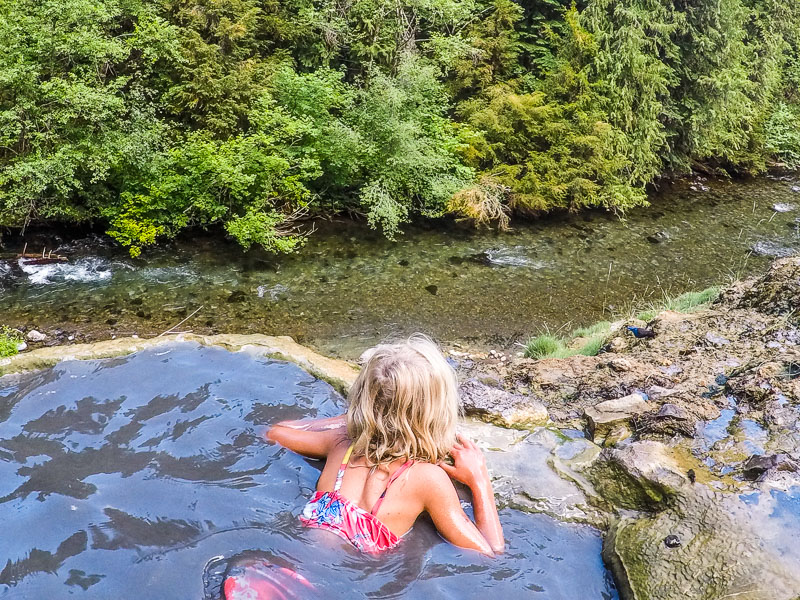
[299,444,414,554]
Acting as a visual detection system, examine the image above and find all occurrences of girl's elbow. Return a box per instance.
[265,425,285,443]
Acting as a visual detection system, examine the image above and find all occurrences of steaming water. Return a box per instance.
[0,345,618,599]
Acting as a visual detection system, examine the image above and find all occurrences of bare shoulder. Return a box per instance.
[410,462,455,493]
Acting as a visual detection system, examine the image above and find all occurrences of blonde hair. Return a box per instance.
[347,335,459,466]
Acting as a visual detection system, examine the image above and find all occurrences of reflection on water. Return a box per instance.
[0,345,617,599]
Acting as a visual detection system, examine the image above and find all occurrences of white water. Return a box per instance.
[18,256,114,284]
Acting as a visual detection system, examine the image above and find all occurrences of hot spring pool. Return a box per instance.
[0,344,617,598]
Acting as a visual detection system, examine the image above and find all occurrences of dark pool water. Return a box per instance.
[0,345,617,599]
[1,177,799,358]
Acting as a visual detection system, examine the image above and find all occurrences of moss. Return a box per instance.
[0,327,23,358]
[589,458,673,511]
[635,309,658,322]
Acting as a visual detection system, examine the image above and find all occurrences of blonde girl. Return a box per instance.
[267,335,504,555]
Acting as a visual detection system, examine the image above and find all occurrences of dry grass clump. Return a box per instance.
[448,178,511,230]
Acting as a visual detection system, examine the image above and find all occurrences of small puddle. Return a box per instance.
[0,345,617,599]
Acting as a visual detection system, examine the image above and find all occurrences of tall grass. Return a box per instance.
[523,286,722,360]
[524,326,612,360]
[635,286,721,322]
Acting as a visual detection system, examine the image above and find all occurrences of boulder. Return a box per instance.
[603,485,800,600]
[584,393,654,444]
[459,379,548,428]
[586,441,686,511]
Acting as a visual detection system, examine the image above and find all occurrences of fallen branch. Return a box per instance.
[158,306,203,337]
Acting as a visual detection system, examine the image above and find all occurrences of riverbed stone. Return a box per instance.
[584,393,654,444]
[459,379,548,428]
[25,330,47,342]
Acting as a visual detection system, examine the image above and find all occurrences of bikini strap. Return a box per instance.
[370,460,413,516]
[333,444,354,492]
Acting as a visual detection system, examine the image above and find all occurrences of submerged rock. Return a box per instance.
[750,240,796,258]
[26,330,47,342]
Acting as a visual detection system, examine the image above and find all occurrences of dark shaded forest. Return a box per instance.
[2,0,799,254]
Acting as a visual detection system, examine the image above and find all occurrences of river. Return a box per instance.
[1,176,798,358]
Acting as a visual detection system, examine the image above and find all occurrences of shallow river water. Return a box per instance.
[1,177,799,357]
[0,345,618,599]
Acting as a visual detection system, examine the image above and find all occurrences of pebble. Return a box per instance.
[705,331,730,346]
[26,330,47,342]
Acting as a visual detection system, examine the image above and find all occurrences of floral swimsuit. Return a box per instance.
[300,444,413,553]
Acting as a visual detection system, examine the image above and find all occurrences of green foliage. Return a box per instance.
[456,10,648,214]
[1,0,799,251]
[573,320,611,338]
[523,322,611,360]
[765,102,800,169]
[0,327,23,358]
[524,335,564,359]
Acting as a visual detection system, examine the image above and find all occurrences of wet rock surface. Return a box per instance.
[5,255,800,600]
[603,483,800,600]
[452,256,800,600]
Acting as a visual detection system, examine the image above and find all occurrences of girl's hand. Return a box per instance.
[438,434,490,489]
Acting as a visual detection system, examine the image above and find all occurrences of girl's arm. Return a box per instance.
[434,435,504,555]
[266,415,347,459]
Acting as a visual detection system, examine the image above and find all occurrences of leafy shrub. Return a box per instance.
[0,327,23,358]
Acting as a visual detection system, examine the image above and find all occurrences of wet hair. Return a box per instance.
[346,334,459,466]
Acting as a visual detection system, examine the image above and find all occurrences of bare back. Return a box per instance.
[315,439,427,537]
